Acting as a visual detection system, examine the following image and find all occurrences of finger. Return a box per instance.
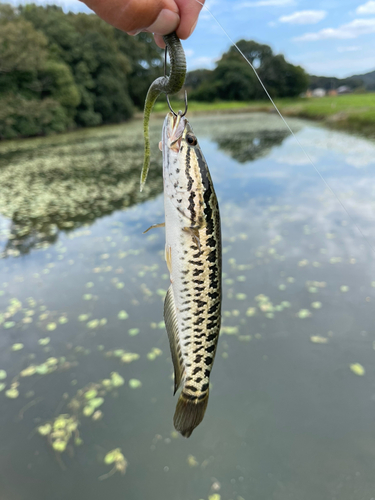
[174,0,205,39]
[154,34,166,48]
[80,0,178,34]
[146,8,180,35]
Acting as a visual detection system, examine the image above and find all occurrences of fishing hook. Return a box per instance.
[164,46,188,117]
[166,91,188,117]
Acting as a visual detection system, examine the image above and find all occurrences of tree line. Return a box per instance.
[186,40,309,101]
[0,4,310,140]
[0,3,164,139]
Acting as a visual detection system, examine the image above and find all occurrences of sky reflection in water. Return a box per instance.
[0,113,375,500]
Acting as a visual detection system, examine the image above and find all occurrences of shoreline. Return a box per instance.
[1,94,375,145]
[147,93,375,139]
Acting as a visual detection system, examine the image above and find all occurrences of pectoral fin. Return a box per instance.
[143,222,165,234]
[182,226,201,252]
[164,285,184,394]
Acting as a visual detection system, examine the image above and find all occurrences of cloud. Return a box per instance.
[294,18,375,41]
[236,0,295,8]
[356,1,375,14]
[279,10,326,24]
[189,56,216,69]
[302,54,375,77]
[337,45,361,52]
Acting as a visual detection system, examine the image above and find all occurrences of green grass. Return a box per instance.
[152,93,375,137]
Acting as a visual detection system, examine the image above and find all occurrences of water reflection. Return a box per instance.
[0,113,293,256]
[215,129,289,163]
[0,124,163,256]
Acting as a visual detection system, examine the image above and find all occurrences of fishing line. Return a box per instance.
[192,0,375,254]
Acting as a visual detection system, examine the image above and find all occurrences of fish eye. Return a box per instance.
[186,134,197,146]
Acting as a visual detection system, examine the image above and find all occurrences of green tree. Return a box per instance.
[39,60,81,115]
[21,5,134,125]
[221,39,273,67]
[0,18,47,74]
[0,3,167,138]
[0,94,68,139]
[190,39,309,101]
[0,9,73,138]
[115,31,164,109]
[185,69,212,91]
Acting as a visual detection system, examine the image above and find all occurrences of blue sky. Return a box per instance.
[2,0,375,77]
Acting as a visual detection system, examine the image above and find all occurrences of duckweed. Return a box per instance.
[84,389,98,400]
[121,353,140,363]
[128,328,139,336]
[38,337,50,346]
[5,388,19,398]
[11,343,24,351]
[118,310,129,320]
[111,372,125,387]
[297,309,312,319]
[350,363,365,376]
[129,379,142,389]
[310,336,328,344]
[101,448,127,479]
[187,455,199,467]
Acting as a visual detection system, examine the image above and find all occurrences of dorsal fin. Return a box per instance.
[164,285,185,394]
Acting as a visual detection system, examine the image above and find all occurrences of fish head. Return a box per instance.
[163,112,198,154]
[163,111,186,153]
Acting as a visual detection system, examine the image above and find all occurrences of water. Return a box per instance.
[1,113,375,500]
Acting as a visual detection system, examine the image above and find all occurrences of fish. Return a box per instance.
[140,31,221,437]
[161,110,222,437]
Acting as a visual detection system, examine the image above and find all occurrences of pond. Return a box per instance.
[1,112,375,500]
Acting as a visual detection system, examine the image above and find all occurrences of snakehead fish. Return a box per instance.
[161,111,222,437]
[140,32,186,192]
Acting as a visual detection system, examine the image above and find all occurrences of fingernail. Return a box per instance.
[147,9,180,35]
[189,19,198,37]
[127,29,143,36]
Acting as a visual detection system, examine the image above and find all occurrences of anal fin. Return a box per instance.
[164,285,184,394]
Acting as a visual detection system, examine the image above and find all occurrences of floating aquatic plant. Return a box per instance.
[11,343,24,351]
[147,348,162,361]
[118,310,128,320]
[5,386,19,399]
[310,336,328,344]
[100,448,127,480]
[128,328,139,336]
[128,379,142,389]
[350,363,365,376]
[37,414,79,454]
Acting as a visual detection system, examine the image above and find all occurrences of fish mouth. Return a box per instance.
[167,112,186,152]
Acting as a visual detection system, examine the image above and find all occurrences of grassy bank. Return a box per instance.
[152,93,375,137]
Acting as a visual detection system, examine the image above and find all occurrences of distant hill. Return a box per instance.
[350,70,375,90]
[310,69,375,91]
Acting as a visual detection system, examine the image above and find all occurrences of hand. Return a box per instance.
[80,0,205,47]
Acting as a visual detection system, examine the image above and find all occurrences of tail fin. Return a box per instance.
[173,390,209,438]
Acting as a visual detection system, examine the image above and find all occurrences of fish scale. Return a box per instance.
[161,111,222,437]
